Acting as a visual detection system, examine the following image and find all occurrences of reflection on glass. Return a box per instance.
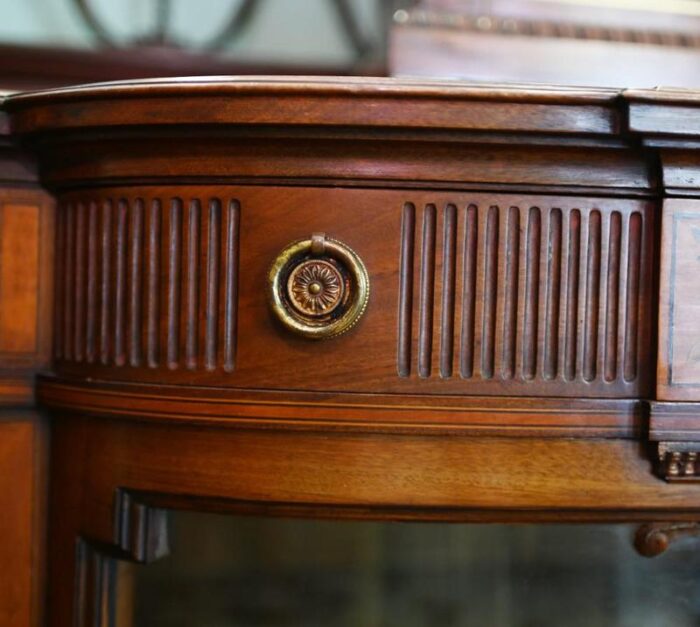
[133,513,700,626]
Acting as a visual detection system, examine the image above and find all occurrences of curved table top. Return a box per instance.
[2,76,633,137]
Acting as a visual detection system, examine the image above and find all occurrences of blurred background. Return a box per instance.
[3,0,700,89]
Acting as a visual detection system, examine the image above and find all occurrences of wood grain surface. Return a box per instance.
[657,199,700,400]
[38,377,647,438]
[0,187,54,378]
[6,78,700,626]
[0,111,53,627]
[50,187,655,398]
[0,415,47,627]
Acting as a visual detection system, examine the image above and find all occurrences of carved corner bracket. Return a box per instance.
[648,402,700,482]
[657,443,700,482]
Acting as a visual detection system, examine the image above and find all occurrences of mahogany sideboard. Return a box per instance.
[3,77,700,624]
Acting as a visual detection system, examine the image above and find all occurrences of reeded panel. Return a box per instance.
[53,187,653,398]
[55,195,240,373]
[398,201,652,389]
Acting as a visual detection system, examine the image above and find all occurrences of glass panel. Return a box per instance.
[133,513,700,627]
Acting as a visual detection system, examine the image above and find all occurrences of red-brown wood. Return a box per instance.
[38,377,647,438]
[0,108,53,627]
[6,77,700,625]
[0,415,47,627]
[47,187,655,399]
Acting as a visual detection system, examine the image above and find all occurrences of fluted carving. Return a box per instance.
[397,201,651,392]
[55,196,241,373]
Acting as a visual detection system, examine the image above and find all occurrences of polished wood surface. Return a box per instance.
[0,415,47,627]
[8,77,621,135]
[47,188,654,398]
[0,105,52,627]
[38,378,647,438]
[45,411,700,623]
[0,173,55,394]
[5,77,700,624]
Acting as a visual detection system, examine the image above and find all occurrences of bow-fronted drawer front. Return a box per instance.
[53,185,654,399]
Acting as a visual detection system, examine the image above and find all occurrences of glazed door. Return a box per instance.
[125,512,700,626]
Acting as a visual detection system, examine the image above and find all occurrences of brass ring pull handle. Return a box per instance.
[269,233,370,339]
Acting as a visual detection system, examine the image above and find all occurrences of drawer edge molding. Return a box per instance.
[38,377,646,439]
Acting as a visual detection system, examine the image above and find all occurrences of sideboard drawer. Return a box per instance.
[54,186,654,398]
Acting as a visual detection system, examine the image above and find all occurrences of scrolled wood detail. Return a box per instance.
[634,522,700,557]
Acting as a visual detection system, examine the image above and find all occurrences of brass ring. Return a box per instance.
[268,235,370,339]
